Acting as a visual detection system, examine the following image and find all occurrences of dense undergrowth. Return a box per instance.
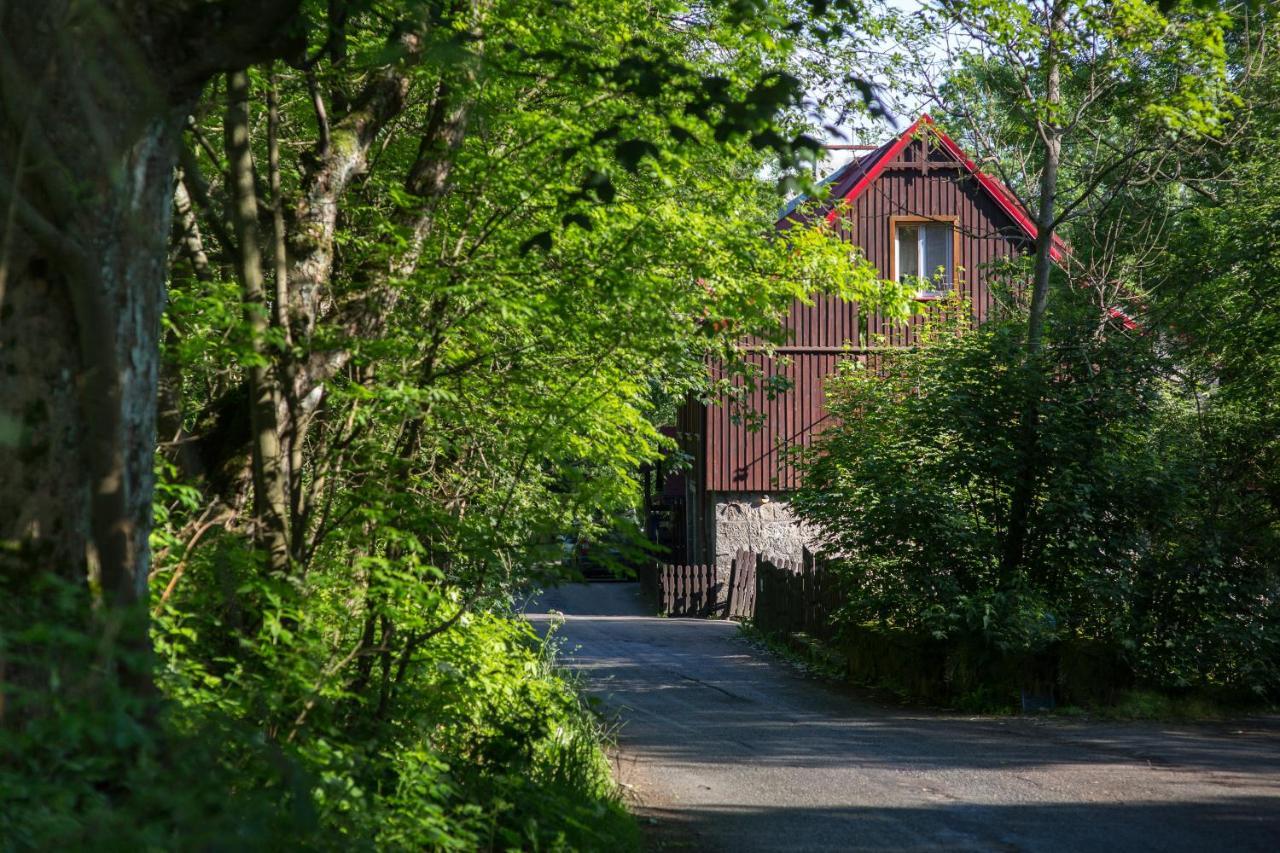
[793,289,1280,703]
[742,620,1274,720]
[2,542,635,851]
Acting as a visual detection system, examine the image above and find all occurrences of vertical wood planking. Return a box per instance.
[702,135,1031,494]
[731,552,843,641]
[654,562,728,617]
[726,548,758,619]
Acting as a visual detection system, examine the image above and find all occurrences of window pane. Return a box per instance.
[923,224,951,285]
[897,225,919,281]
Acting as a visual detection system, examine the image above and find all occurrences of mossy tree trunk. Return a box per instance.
[0,0,300,725]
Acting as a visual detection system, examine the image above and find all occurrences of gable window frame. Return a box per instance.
[889,215,961,301]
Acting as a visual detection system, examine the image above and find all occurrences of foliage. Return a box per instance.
[884,0,1236,200]
[10,0,1280,844]
[4,0,891,845]
[1132,11,1280,694]
[150,531,635,851]
[1,551,633,850]
[784,1,1277,702]
[793,284,1279,694]
[159,0,890,589]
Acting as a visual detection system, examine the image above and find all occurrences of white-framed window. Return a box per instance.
[896,222,954,298]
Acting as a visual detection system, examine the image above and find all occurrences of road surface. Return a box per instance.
[525,582,1280,852]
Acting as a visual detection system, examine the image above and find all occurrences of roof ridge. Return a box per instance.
[777,114,1063,256]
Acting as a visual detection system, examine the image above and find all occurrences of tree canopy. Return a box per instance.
[0,0,888,846]
[2,0,1278,845]
[793,1,1279,698]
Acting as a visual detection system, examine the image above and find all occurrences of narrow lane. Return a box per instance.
[525,583,1280,853]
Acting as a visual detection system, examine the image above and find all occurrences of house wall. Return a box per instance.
[665,134,1034,570]
[703,138,1029,494]
[677,393,707,564]
[706,491,821,570]
[782,138,1031,345]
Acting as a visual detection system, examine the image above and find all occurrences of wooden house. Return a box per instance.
[647,114,1054,568]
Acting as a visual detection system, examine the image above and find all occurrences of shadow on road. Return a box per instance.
[640,796,1280,853]
[526,583,1280,852]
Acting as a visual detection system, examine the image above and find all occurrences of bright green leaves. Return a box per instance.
[780,217,914,322]
[929,0,1234,139]
[794,297,1161,647]
[792,264,1280,690]
[142,0,912,845]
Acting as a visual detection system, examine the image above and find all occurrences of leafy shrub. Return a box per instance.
[1,537,635,852]
[793,293,1280,697]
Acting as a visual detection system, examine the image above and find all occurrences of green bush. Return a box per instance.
[1,539,636,852]
[793,291,1280,698]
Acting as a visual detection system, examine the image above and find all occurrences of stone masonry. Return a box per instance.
[708,491,821,571]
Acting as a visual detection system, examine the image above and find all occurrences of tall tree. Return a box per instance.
[0,0,877,728]
[899,0,1234,576]
[0,0,303,719]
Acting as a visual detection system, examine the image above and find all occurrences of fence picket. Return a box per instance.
[707,564,716,617]
[653,550,836,625]
[654,563,716,617]
[705,564,714,617]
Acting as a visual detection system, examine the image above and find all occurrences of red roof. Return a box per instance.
[784,114,1143,325]
[801,114,1065,262]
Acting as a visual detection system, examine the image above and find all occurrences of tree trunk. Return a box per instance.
[0,15,185,721]
[0,0,301,724]
[226,69,292,574]
[1000,0,1064,579]
[168,32,464,562]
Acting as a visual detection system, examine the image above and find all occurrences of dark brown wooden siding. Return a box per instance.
[778,139,1028,349]
[705,351,889,492]
[705,138,1029,492]
[676,393,708,560]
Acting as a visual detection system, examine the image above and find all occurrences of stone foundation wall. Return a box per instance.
[708,491,821,570]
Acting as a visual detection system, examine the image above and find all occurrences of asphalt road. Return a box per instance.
[524,582,1280,853]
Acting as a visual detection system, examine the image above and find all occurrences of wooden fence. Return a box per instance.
[644,548,836,630]
[725,549,758,619]
[752,550,840,642]
[650,563,719,617]
[640,555,1100,711]
[642,552,751,619]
